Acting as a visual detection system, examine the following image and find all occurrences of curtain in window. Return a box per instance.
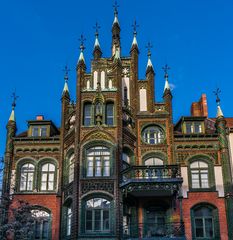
[20,163,35,191]
[41,163,56,191]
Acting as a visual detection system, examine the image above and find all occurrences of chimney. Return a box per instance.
[36,115,44,120]
[191,94,208,117]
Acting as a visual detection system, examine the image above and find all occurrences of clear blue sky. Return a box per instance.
[0,0,233,157]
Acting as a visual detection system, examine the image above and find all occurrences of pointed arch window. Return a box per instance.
[83,103,92,126]
[20,163,35,191]
[41,163,56,191]
[66,206,72,236]
[106,103,114,126]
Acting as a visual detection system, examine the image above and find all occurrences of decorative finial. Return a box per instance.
[63,65,70,82]
[113,1,119,16]
[93,22,100,37]
[132,20,139,36]
[214,88,224,117]
[11,91,19,109]
[162,64,170,79]
[146,42,153,58]
[79,34,86,52]
[213,88,221,106]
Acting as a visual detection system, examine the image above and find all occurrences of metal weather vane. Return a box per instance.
[78,34,86,51]
[113,1,119,15]
[63,65,70,82]
[132,20,139,36]
[93,22,101,37]
[146,42,153,57]
[213,88,221,106]
[162,64,171,78]
[11,90,19,109]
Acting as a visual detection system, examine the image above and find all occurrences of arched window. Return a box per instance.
[68,153,74,183]
[145,157,163,166]
[20,163,35,191]
[41,163,56,191]
[106,103,114,126]
[190,161,209,188]
[86,146,110,177]
[85,198,110,232]
[83,103,92,126]
[31,209,51,239]
[144,157,163,178]
[142,126,165,144]
[191,205,220,239]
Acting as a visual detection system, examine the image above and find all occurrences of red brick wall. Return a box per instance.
[12,195,61,240]
[183,192,228,240]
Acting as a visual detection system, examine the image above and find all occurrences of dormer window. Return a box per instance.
[31,126,47,137]
[185,122,203,134]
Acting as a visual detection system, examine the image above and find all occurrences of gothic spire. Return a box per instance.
[131,20,139,49]
[78,34,86,64]
[112,1,121,56]
[62,65,70,95]
[146,42,154,72]
[112,1,120,26]
[9,91,18,122]
[93,22,102,59]
[162,64,171,93]
[214,88,224,118]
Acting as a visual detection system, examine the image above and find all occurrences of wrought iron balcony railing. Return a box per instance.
[121,165,182,186]
[123,222,185,239]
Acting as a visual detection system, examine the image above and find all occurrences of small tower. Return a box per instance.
[3,93,18,195]
[145,42,155,112]
[163,64,172,100]
[77,34,86,68]
[112,1,121,56]
[214,88,233,239]
[130,20,139,113]
[93,22,102,60]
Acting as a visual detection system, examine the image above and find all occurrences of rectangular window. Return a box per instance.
[41,127,47,137]
[194,122,202,133]
[186,123,193,134]
[32,127,39,137]
[84,104,92,126]
[106,103,114,125]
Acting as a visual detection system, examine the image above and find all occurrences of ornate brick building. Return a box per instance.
[2,4,233,240]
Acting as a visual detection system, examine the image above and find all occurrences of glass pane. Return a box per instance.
[94,210,101,231]
[42,221,49,238]
[35,221,41,238]
[84,104,91,126]
[32,127,39,137]
[49,173,54,181]
[195,219,204,237]
[42,164,49,171]
[42,173,47,181]
[48,163,55,171]
[190,161,199,168]
[205,218,214,237]
[41,182,47,191]
[103,210,109,230]
[48,181,54,190]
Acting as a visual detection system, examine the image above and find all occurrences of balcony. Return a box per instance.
[123,222,186,239]
[120,165,183,197]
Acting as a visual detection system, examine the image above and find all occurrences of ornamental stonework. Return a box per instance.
[81,180,114,195]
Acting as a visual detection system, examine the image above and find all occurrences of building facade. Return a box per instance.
[2,6,233,240]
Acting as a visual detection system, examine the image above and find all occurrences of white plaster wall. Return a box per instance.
[228,133,233,181]
[93,71,98,89]
[214,166,225,197]
[181,167,189,198]
[139,88,147,111]
[122,77,130,104]
[101,71,105,89]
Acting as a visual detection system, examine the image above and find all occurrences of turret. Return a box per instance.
[93,22,102,60]
[112,1,121,56]
[214,89,233,239]
[3,93,17,195]
[145,43,155,112]
[163,64,172,101]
